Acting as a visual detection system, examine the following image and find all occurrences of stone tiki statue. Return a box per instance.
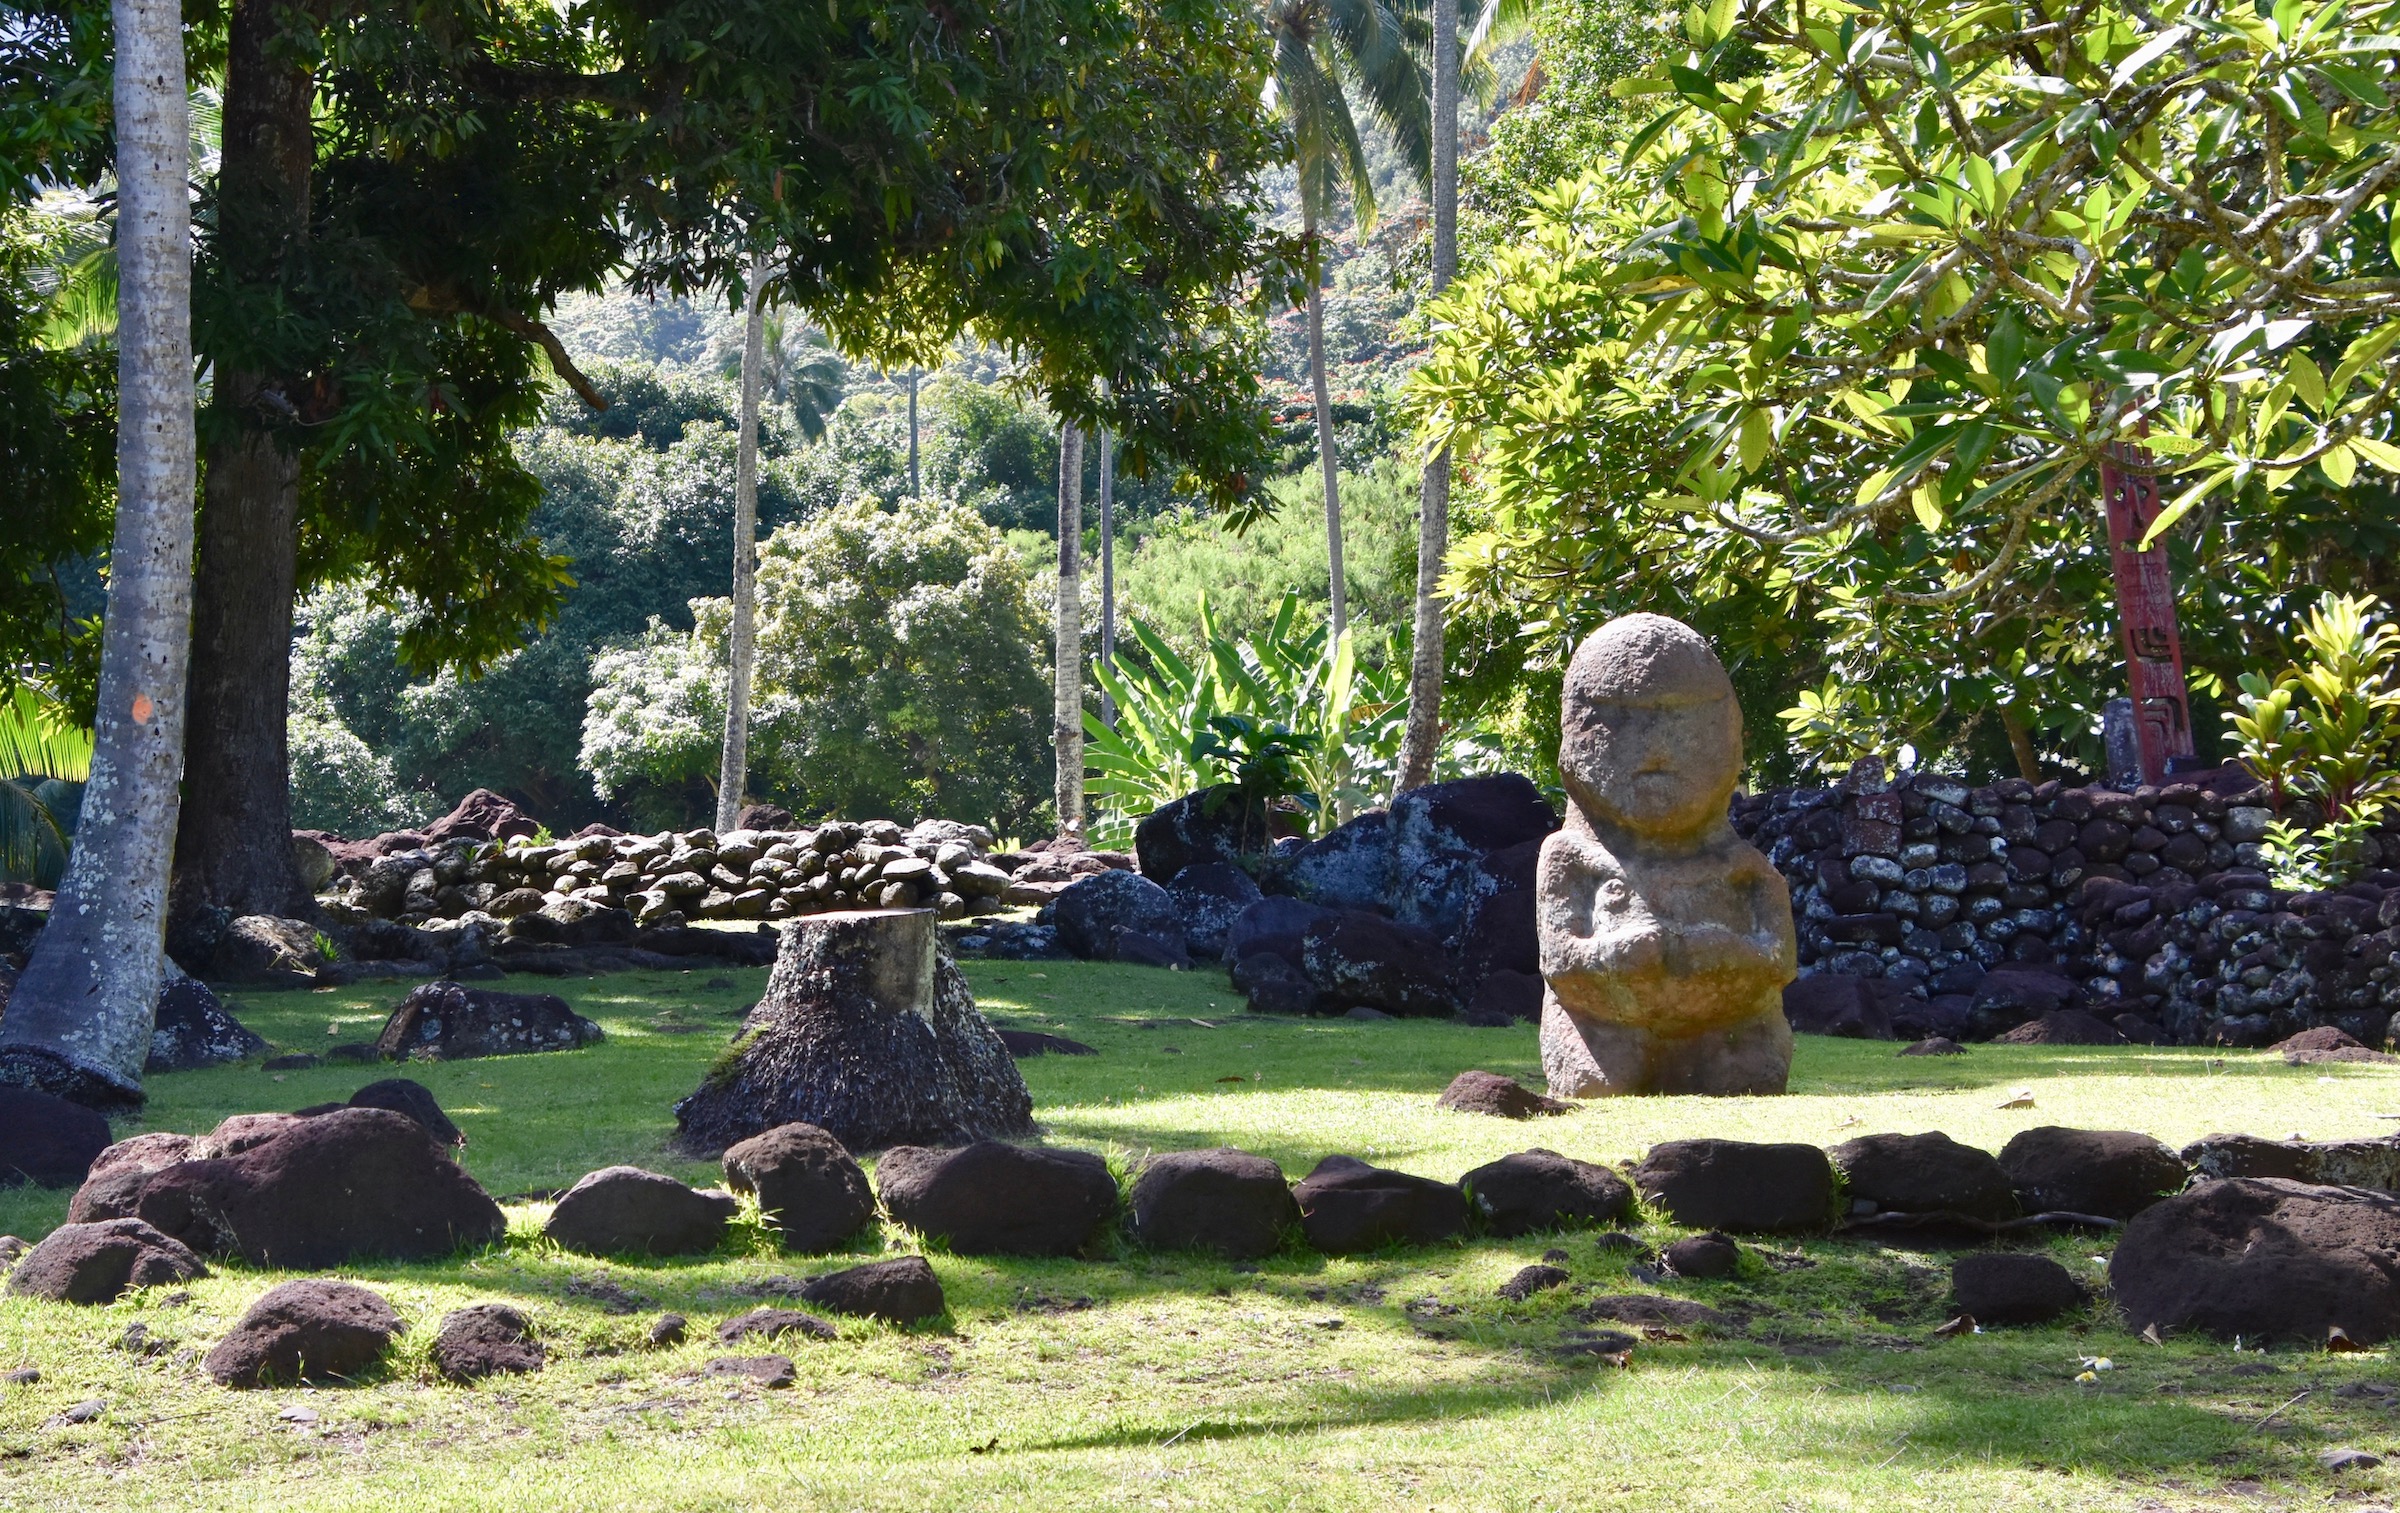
[1537,614,1797,1097]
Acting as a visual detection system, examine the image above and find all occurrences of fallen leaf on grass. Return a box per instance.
[1216,1076,1244,1083]
[1997,1088,2036,1109]
[1932,1315,1978,1338]
[2328,1326,2370,1353]
[967,1436,999,1455]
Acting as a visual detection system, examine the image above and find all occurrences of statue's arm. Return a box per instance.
[1537,835,1665,982]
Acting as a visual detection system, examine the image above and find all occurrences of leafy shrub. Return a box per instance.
[1086,592,1499,847]
[583,497,1051,832]
[2229,593,2400,887]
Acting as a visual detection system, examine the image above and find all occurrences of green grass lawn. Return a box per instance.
[4,959,2399,1511]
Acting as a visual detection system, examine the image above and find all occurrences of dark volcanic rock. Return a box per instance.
[737,803,795,832]
[705,1354,794,1387]
[672,911,1031,1155]
[720,1122,876,1252]
[1292,1155,1468,1254]
[1300,910,1456,1017]
[1498,1263,1569,1301]
[373,980,603,1061]
[5,1219,206,1303]
[204,1280,404,1387]
[131,1106,506,1266]
[82,1131,194,1185]
[718,1306,836,1344]
[430,1303,544,1381]
[544,1166,738,1257]
[1631,1140,1835,1234]
[877,1142,1117,1257]
[421,788,538,844]
[0,1085,110,1189]
[1231,951,1316,1015]
[1951,1253,2083,1325]
[1464,968,1543,1025]
[2276,1026,2400,1065]
[996,1030,1098,1057]
[1384,774,1559,939]
[1285,811,1394,915]
[346,1078,462,1146]
[1780,975,1899,1039]
[1968,966,2083,1039]
[1164,863,1263,960]
[1222,896,1332,968]
[2110,1178,2400,1343]
[147,972,268,1072]
[1898,1037,1968,1056]
[1998,1127,2187,1220]
[1134,787,1271,881]
[1459,1149,1634,1237]
[190,1111,307,1159]
[1051,870,1189,965]
[64,1164,152,1225]
[1126,1148,1298,1259]
[1661,1232,1741,1279]
[1830,1132,2018,1223]
[1435,1070,1570,1119]
[1995,1010,2127,1046]
[799,1256,946,1325]
[2179,1133,2400,1190]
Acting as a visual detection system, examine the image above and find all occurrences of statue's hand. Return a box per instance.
[1662,919,1782,977]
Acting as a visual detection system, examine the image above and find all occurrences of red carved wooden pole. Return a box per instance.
[2099,442,2197,785]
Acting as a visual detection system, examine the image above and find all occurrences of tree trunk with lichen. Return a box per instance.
[1054,423,1086,842]
[0,0,196,1108]
[670,908,1031,1154]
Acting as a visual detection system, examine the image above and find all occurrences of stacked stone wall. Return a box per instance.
[1729,759,2400,1046]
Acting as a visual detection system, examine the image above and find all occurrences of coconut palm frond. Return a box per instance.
[39,243,117,351]
[0,689,91,885]
[779,344,846,443]
[0,688,92,784]
[1275,29,1372,230]
[1325,0,1434,193]
[1465,0,1538,66]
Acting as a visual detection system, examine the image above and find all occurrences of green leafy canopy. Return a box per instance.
[1414,0,2400,772]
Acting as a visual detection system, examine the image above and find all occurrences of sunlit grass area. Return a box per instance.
[1,960,2397,1511]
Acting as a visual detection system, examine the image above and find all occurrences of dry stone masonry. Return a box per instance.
[321,818,1013,937]
[1732,755,2400,1046]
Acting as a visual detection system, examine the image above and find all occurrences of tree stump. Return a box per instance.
[671,909,1031,1154]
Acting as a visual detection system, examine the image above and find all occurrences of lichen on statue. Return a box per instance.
[1536,613,1798,1097]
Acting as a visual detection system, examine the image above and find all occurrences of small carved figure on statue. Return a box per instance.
[1536,613,1798,1097]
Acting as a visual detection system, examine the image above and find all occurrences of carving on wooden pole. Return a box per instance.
[2099,443,2196,786]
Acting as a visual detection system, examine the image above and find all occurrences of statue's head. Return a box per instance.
[1558,613,1744,840]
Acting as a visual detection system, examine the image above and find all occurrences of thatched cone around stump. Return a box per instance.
[671,909,1032,1154]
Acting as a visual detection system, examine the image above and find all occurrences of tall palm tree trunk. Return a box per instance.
[1,0,195,1107]
[1306,221,1348,644]
[907,368,920,495]
[1054,423,1086,842]
[1396,0,1458,793]
[715,252,768,834]
[1097,425,1117,728]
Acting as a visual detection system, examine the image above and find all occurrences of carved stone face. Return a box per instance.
[1558,614,1744,841]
